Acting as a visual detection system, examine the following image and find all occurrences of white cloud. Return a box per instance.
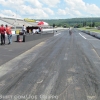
[1,10,15,16]
[0,0,49,19]
[43,8,54,15]
[64,0,86,10]
[85,4,100,15]
[33,9,49,18]
[18,5,49,18]
[57,7,82,18]
[57,0,100,18]
[26,0,42,8]
[57,9,67,15]
[0,0,100,18]
[0,10,21,18]
[0,0,24,7]
[40,0,60,7]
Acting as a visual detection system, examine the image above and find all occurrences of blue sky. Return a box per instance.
[0,0,100,19]
[83,0,99,6]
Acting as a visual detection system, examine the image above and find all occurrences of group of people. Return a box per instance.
[0,24,12,45]
[26,26,42,34]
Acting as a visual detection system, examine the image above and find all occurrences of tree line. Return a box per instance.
[41,17,100,28]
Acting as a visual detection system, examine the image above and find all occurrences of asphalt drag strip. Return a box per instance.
[0,29,100,100]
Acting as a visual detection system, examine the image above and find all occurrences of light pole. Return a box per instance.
[15,10,17,31]
[91,14,92,27]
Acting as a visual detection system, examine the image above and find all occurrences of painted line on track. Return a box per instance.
[54,33,61,36]
[92,49,100,59]
[79,33,87,39]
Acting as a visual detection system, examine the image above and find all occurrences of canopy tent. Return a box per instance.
[37,21,49,25]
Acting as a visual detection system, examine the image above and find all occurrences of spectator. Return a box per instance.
[5,25,12,44]
[22,25,26,35]
[32,29,36,34]
[0,24,6,45]
[69,27,72,35]
[26,26,29,33]
[36,28,39,34]
[39,27,42,32]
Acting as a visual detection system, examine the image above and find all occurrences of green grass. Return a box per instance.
[78,27,100,33]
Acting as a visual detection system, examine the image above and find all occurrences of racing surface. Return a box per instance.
[0,29,100,100]
[0,33,54,66]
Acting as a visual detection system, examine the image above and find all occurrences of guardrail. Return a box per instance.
[80,30,100,39]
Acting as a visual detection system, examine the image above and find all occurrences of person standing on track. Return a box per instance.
[22,25,26,35]
[69,27,72,35]
[0,24,6,45]
[5,25,12,44]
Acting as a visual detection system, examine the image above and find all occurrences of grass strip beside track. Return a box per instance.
[78,27,100,33]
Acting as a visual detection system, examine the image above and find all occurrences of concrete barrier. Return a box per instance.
[85,31,90,35]
[90,32,93,35]
[90,32,96,36]
[94,32,100,39]
[90,32,100,38]
[12,28,66,42]
[15,33,54,42]
[80,29,100,39]
[94,32,98,37]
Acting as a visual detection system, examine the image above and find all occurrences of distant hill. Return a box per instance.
[36,17,100,27]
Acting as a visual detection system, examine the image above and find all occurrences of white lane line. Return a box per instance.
[54,33,61,36]
[79,33,87,39]
[37,80,43,84]
[87,96,97,100]
[92,49,100,59]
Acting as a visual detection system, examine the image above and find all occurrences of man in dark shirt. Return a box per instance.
[0,24,6,45]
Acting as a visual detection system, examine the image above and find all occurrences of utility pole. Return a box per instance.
[91,14,92,27]
[15,10,17,31]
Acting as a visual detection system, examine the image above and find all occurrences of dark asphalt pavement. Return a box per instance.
[0,33,54,66]
[0,29,100,100]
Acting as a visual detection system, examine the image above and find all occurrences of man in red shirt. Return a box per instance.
[0,24,6,45]
[5,25,12,44]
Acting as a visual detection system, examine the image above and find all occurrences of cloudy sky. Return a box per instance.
[0,0,100,19]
